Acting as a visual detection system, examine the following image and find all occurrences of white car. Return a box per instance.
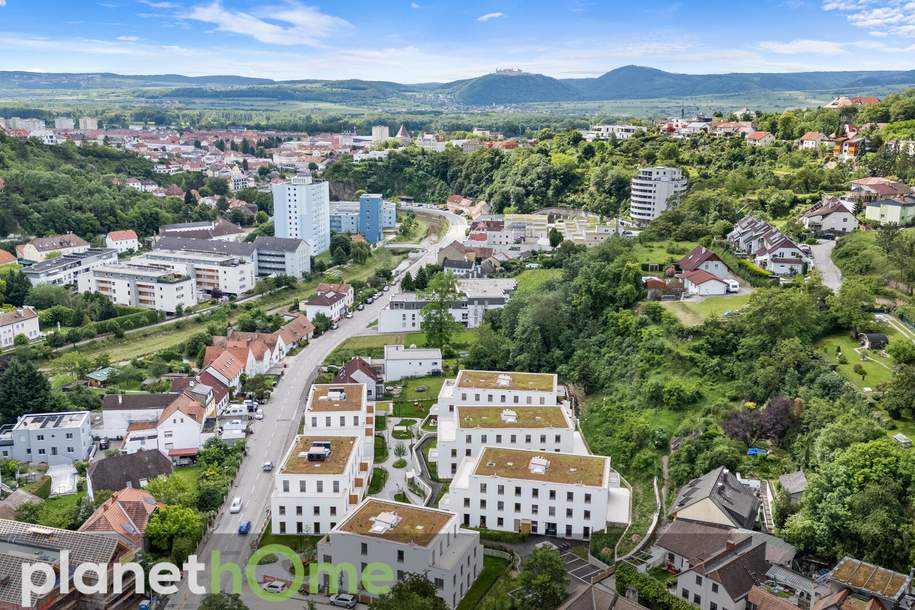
[229,497,242,513]
[253,409,264,420]
[263,581,286,593]
[329,593,358,608]
[345,312,354,319]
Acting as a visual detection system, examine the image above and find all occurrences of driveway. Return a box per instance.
[808,239,842,290]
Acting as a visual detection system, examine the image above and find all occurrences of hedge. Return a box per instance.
[713,248,774,288]
[90,309,161,335]
[615,562,694,610]
[469,527,529,544]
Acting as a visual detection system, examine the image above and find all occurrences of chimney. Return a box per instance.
[726,539,737,551]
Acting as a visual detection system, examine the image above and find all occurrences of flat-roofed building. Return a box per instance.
[316,498,484,609]
[441,446,630,539]
[22,248,118,286]
[137,249,255,296]
[270,435,371,536]
[436,405,584,478]
[383,344,443,382]
[377,278,515,333]
[11,411,93,465]
[77,262,197,313]
[437,369,559,415]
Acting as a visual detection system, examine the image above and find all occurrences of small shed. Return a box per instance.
[858,333,888,350]
[893,433,912,449]
[779,471,808,504]
[86,366,117,387]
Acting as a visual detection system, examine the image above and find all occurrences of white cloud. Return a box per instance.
[410,1,421,7]
[139,0,176,7]
[823,0,915,36]
[117,35,140,41]
[0,1,7,6]
[757,38,848,54]
[477,12,504,22]
[185,0,350,46]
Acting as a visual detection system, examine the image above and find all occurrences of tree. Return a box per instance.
[145,504,203,557]
[3,271,31,306]
[548,227,563,248]
[0,359,55,424]
[400,271,415,292]
[200,593,248,610]
[350,241,371,264]
[828,278,875,334]
[420,272,461,348]
[369,574,447,610]
[518,546,568,610]
[414,266,429,290]
[882,364,915,419]
[146,474,198,507]
[312,312,332,334]
[876,222,900,254]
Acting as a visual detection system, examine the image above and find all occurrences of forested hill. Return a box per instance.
[0,134,220,239]
[4,66,915,106]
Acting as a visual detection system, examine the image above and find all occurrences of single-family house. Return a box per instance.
[79,487,163,550]
[302,283,353,322]
[670,466,760,529]
[679,246,730,277]
[334,357,384,400]
[747,131,775,146]
[87,449,174,500]
[0,489,41,520]
[205,350,244,392]
[674,536,769,610]
[105,229,140,254]
[383,345,443,382]
[797,131,830,150]
[849,177,911,201]
[156,394,207,460]
[801,200,859,235]
[683,270,729,296]
[0,307,40,347]
[754,236,807,276]
[864,195,915,225]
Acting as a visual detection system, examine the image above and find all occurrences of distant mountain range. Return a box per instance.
[2,66,914,106]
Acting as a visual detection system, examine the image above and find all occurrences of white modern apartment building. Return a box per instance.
[441,447,630,539]
[0,307,40,347]
[303,384,373,445]
[21,248,118,287]
[583,124,644,141]
[137,249,255,296]
[316,498,483,609]
[251,236,312,278]
[437,369,560,415]
[270,435,371,536]
[383,345,443,382]
[436,405,584,478]
[378,279,516,333]
[77,262,197,313]
[272,175,331,254]
[11,411,94,466]
[630,166,688,223]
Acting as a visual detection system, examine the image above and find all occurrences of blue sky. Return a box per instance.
[0,0,913,81]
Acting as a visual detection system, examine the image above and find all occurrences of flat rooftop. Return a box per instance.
[384,344,442,361]
[14,411,89,431]
[336,499,453,546]
[457,406,569,429]
[474,447,606,487]
[456,370,555,392]
[281,436,357,475]
[308,384,365,411]
[831,557,910,599]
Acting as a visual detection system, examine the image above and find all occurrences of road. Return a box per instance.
[809,239,843,291]
[169,208,466,608]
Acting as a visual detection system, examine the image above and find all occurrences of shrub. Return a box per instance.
[615,563,696,610]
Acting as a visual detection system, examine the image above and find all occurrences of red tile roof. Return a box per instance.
[107,229,138,241]
[683,269,727,286]
[79,487,162,548]
[207,351,244,382]
[679,245,722,272]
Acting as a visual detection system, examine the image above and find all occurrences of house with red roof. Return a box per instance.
[797,131,831,150]
[334,357,384,400]
[79,488,163,550]
[205,350,244,392]
[683,270,729,296]
[105,229,140,254]
[678,245,730,277]
[747,131,775,146]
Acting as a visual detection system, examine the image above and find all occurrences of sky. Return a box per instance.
[0,0,914,82]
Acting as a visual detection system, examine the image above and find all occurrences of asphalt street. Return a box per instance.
[168,208,467,609]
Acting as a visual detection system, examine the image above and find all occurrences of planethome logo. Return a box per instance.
[22,544,395,605]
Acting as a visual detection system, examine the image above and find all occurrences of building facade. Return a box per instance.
[383,345,443,381]
[358,193,384,243]
[138,250,255,296]
[272,175,331,254]
[11,411,93,465]
[77,262,197,313]
[0,307,40,347]
[630,166,688,223]
[251,236,312,278]
[22,248,118,286]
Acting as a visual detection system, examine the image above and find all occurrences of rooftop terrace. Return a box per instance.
[308,384,365,412]
[281,436,357,476]
[474,447,606,486]
[336,499,453,546]
[456,370,555,392]
[456,406,569,429]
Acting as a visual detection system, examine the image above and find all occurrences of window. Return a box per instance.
[464,498,470,507]
[532,505,538,514]
[279,506,286,516]
[584,493,591,504]
[480,483,487,493]
[566,492,574,502]
[497,501,504,510]
[515,486,521,496]
[696,576,702,586]
[496,435,502,443]
[313,506,320,516]
[532,489,539,498]
[549,490,556,500]
[317,481,323,493]
[299,481,306,492]
[712,584,719,594]
[497,485,504,495]
[514,503,521,513]
[496,517,503,527]
[584,510,590,519]
[540,435,546,444]
[397,550,404,563]
[524,435,531,443]
[333,481,340,493]
[480,500,486,509]
[694,594,701,605]
[711,604,718,610]
[681,590,689,600]
[361,543,367,556]
[566,508,573,518]
[296,506,302,515]
[340,416,345,426]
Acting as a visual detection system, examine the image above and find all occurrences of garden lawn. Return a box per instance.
[368,467,388,495]
[258,523,320,554]
[816,332,895,390]
[33,492,84,529]
[514,268,562,293]
[660,294,751,326]
[170,465,203,495]
[631,240,698,267]
[457,556,511,610]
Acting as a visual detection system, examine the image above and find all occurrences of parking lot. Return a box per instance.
[548,540,606,584]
